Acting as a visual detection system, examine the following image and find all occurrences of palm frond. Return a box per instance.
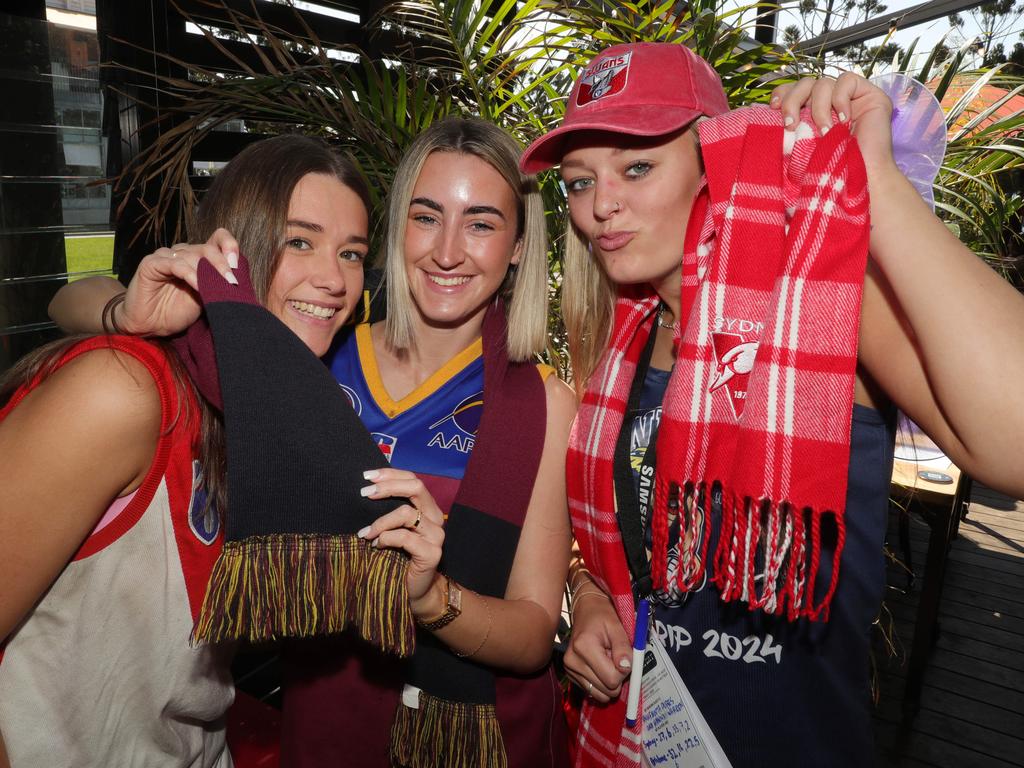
[109,0,1023,285]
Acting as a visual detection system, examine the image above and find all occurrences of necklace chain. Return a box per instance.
[657,306,679,331]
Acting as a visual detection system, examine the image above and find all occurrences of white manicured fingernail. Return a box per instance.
[224,271,238,285]
[360,484,377,497]
[838,111,847,123]
[619,658,632,669]
[227,252,239,269]
[820,124,830,135]
[770,95,780,106]
[357,526,371,539]
[784,115,794,127]
[363,469,380,480]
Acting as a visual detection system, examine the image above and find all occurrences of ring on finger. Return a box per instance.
[586,680,594,695]
[412,508,422,529]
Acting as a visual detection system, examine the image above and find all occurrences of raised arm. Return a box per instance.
[775,74,1024,498]
[860,156,1024,496]
[359,373,576,674]
[48,276,125,334]
[47,230,241,337]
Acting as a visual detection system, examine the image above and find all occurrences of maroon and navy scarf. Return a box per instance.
[176,261,546,766]
[177,256,414,655]
[567,107,871,767]
[389,302,548,768]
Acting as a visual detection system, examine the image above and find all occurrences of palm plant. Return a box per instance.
[113,0,1023,333]
[112,0,794,368]
[108,0,1023,706]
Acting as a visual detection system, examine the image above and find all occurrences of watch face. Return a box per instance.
[448,582,463,613]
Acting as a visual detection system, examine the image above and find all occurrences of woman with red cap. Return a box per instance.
[521,42,1024,767]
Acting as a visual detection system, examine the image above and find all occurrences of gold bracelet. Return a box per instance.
[569,571,592,595]
[101,291,128,335]
[568,552,591,593]
[569,589,609,620]
[455,594,491,659]
[571,588,607,602]
[569,572,603,601]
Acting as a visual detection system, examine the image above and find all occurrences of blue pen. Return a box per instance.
[624,598,650,727]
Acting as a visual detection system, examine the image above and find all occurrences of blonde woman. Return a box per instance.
[521,42,1024,767]
[51,118,575,768]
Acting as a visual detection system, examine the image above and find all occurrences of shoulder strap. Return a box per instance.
[611,323,659,600]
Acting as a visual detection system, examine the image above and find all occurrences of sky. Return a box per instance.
[732,0,1024,71]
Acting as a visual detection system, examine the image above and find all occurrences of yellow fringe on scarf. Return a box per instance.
[191,534,414,656]
[389,690,507,768]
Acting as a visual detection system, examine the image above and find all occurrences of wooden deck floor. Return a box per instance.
[873,483,1024,767]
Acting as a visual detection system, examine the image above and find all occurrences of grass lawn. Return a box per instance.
[65,235,115,281]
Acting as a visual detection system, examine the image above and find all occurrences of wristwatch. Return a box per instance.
[417,575,462,631]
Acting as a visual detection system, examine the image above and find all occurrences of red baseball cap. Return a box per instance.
[520,42,730,174]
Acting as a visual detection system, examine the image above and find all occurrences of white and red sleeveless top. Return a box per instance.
[0,336,233,768]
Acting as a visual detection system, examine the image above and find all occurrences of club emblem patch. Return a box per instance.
[372,432,398,463]
[710,333,758,418]
[576,52,632,106]
[188,459,220,545]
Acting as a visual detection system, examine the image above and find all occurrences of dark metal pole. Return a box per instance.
[754,2,778,45]
[796,0,989,54]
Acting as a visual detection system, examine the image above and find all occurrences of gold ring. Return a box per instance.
[586,680,594,694]
[413,508,422,528]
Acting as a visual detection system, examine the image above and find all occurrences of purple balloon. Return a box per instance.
[871,73,947,210]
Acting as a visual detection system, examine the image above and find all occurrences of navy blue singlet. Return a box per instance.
[627,365,893,768]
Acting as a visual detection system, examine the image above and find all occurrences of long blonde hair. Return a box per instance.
[382,117,548,362]
[561,221,616,393]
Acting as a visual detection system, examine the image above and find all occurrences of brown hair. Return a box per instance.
[2,135,372,520]
[192,134,372,301]
[194,135,371,514]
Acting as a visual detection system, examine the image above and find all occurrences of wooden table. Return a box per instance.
[891,456,960,505]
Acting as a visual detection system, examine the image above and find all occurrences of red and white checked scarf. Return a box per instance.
[567,107,871,767]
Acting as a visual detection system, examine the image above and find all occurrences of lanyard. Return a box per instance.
[612,322,661,602]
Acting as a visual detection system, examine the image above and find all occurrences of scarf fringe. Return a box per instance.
[191,534,414,654]
[389,691,507,768]
[653,480,845,622]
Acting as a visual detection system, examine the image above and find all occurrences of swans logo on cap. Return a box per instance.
[577,51,632,106]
